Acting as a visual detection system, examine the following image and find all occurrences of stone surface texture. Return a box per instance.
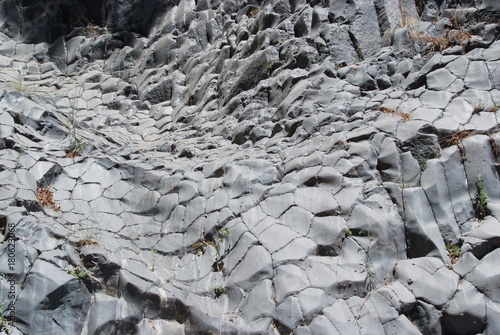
[1,0,500,334]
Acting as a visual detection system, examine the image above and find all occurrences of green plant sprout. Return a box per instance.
[77,211,102,246]
[445,243,461,264]
[356,45,365,62]
[475,174,489,219]
[192,228,232,272]
[192,239,216,255]
[218,228,231,240]
[66,265,89,279]
[344,228,352,238]
[249,8,260,17]
[66,85,86,157]
[214,285,224,298]
[335,62,348,69]
[472,101,485,114]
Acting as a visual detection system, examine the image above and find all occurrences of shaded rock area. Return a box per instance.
[1,0,500,334]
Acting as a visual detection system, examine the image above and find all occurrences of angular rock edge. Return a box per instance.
[1,0,500,334]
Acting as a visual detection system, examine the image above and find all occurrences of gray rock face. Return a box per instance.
[15,260,91,335]
[1,0,500,334]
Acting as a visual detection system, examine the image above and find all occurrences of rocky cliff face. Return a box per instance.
[1,0,500,334]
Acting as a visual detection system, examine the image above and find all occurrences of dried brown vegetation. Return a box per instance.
[487,105,500,113]
[36,186,60,211]
[403,13,472,53]
[76,238,98,251]
[381,107,412,122]
[414,30,471,52]
[192,239,216,255]
[66,150,82,158]
[439,130,472,149]
[472,102,485,114]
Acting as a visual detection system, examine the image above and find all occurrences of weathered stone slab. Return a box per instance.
[80,162,122,188]
[465,248,500,303]
[294,187,339,215]
[421,160,461,242]
[403,188,451,261]
[240,279,275,322]
[227,245,272,291]
[395,257,459,307]
[442,280,487,334]
[16,260,91,335]
[427,68,456,90]
[259,224,301,254]
[465,61,493,90]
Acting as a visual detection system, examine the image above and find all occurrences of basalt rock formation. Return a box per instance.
[1,0,500,334]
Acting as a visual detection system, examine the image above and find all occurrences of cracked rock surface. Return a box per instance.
[1,0,500,334]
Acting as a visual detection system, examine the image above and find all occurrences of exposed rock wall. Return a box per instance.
[0,0,500,334]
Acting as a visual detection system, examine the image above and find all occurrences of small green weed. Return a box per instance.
[66,265,89,279]
[219,228,231,238]
[356,46,364,62]
[249,8,260,17]
[68,137,86,158]
[445,243,461,264]
[192,239,216,255]
[67,115,86,157]
[475,174,489,219]
[472,101,485,114]
[335,62,348,70]
[76,212,103,248]
[344,228,352,238]
[66,86,87,158]
[192,228,232,272]
[214,285,224,298]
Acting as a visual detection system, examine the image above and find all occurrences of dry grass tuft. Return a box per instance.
[67,150,82,158]
[192,239,216,255]
[472,102,485,114]
[76,238,98,251]
[439,130,472,148]
[381,107,412,122]
[487,105,500,113]
[401,13,471,53]
[413,30,471,52]
[36,186,60,211]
